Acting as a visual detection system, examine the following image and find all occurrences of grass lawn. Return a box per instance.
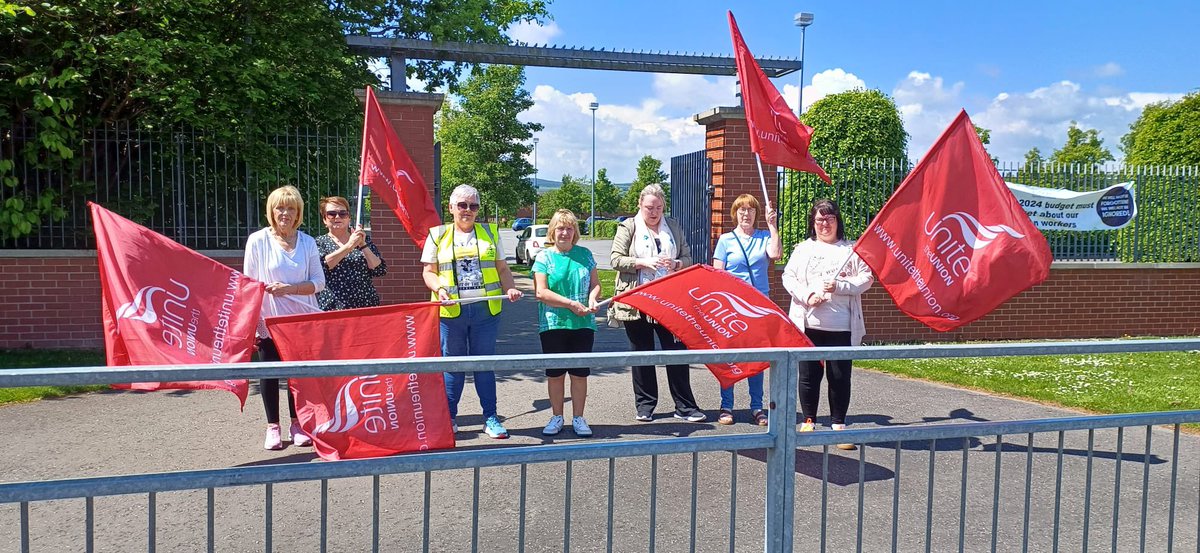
[0,349,106,405]
[509,264,618,299]
[862,348,1200,415]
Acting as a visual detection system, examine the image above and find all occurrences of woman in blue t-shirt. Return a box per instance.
[711,194,781,425]
[532,209,602,437]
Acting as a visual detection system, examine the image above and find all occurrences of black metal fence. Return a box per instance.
[669,150,713,264]
[778,160,1200,263]
[1,123,362,250]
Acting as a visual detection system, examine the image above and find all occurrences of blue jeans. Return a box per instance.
[441,301,501,420]
[719,372,764,411]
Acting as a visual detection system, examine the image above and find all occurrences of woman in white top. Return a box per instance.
[781,199,873,450]
[243,185,325,450]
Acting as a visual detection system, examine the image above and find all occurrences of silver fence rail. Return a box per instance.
[3,339,1200,552]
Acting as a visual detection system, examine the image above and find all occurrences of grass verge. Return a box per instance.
[510,264,618,299]
[0,349,106,405]
[862,349,1200,415]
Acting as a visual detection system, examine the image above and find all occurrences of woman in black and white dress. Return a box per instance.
[314,196,387,311]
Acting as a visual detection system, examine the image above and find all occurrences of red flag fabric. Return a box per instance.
[265,302,454,461]
[612,265,812,388]
[728,11,831,184]
[90,202,262,407]
[853,110,1053,331]
[360,86,442,247]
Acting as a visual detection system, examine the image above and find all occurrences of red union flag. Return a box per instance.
[360,86,442,247]
[612,265,812,388]
[91,202,263,407]
[728,11,831,184]
[265,302,455,461]
[853,110,1053,331]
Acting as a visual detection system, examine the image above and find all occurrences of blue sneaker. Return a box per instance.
[484,416,509,439]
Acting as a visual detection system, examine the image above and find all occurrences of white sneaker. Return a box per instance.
[452,420,458,433]
[542,415,565,436]
[290,421,312,447]
[263,424,283,450]
[572,416,593,437]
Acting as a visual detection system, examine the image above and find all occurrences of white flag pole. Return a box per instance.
[353,182,365,228]
[753,153,772,211]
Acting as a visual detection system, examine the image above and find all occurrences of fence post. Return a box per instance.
[763,352,799,552]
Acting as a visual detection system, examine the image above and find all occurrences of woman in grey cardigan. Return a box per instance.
[608,184,705,422]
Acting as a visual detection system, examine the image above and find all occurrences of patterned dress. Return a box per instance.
[315,234,387,311]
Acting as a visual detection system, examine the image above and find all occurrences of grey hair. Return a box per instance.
[449,184,480,205]
[638,183,666,204]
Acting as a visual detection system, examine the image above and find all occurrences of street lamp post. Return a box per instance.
[532,137,539,222]
[794,12,814,117]
[589,101,598,235]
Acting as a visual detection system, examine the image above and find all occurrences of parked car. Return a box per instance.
[511,217,533,231]
[514,224,549,264]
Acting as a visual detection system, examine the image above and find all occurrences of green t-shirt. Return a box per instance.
[532,246,597,332]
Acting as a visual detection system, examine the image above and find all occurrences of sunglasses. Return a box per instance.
[324,210,349,219]
[456,202,481,211]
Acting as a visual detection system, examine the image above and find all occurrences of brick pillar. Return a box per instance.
[693,107,782,304]
[355,89,445,305]
[693,107,780,249]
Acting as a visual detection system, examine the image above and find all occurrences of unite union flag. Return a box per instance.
[611,265,812,388]
[852,110,1053,331]
[360,86,442,247]
[266,302,455,461]
[91,202,263,407]
[728,11,831,184]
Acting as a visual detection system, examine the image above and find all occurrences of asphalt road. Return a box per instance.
[2,273,1198,552]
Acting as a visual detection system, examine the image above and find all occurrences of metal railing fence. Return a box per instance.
[778,160,1200,263]
[0,123,362,250]
[3,339,1200,552]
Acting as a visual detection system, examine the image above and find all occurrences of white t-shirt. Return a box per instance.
[802,239,853,332]
[243,227,325,338]
[421,226,505,299]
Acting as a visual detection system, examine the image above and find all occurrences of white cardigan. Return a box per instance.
[780,239,874,346]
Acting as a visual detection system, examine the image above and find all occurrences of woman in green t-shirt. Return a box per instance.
[532,209,602,437]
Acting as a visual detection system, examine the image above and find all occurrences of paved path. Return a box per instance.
[2,273,1198,551]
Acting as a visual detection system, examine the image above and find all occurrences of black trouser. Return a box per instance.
[625,317,699,416]
[799,328,853,425]
[256,338,297,425]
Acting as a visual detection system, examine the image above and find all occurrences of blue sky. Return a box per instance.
[485,1,1200,182]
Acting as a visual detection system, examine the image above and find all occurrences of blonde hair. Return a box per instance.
[546,209,581,246]
[730,194,761,221]
[266,185,304,232]
[638,183,666,205]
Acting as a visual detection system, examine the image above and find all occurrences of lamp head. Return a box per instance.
[589,102,599,111]
[794,12,814,27]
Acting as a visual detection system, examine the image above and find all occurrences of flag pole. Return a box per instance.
[353,182,365,228]
[753,153,772,211]
[355,86,372,229]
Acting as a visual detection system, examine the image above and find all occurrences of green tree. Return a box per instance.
[621,155,669,213]
[1050,122,1115,167]
[538,174,587,218]
[0,0,548,240]
[781,88,908,247]
[593,168,621,214]
[1121,91,1200,165]
[1116,92,1200,262]
[974,124,999,164]
[1024,147,1045,166]
[436,65,543,217]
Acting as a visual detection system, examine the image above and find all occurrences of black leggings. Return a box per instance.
[625,317,699,416]
[799,328,853,425]
[256,338,297,425]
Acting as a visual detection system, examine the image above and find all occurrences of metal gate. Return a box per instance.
[669,150,712,264]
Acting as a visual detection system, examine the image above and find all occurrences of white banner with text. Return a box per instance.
[1006,181,1137,231]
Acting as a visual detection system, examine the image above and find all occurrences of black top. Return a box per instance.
[315,234,387,311]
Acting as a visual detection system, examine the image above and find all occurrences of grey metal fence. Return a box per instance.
[778,160,1200,263]
[3,339,1200,552]
[0,123,362,250]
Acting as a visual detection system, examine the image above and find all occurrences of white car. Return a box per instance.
[514,224,549,265]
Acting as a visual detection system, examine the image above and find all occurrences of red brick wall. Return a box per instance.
[4,254,1196,349]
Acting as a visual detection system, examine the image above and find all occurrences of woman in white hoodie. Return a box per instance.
[781,199,873,449]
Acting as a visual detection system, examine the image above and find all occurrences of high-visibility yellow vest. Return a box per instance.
[430,223,503,318]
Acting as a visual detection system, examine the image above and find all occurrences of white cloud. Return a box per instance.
[507,20,563,45]
[651,74,738,112]
[520,84,706,182]
[1093,62,1124,78]
[781,68,867,113]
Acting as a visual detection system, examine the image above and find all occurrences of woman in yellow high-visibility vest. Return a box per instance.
[421,185,523,439]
